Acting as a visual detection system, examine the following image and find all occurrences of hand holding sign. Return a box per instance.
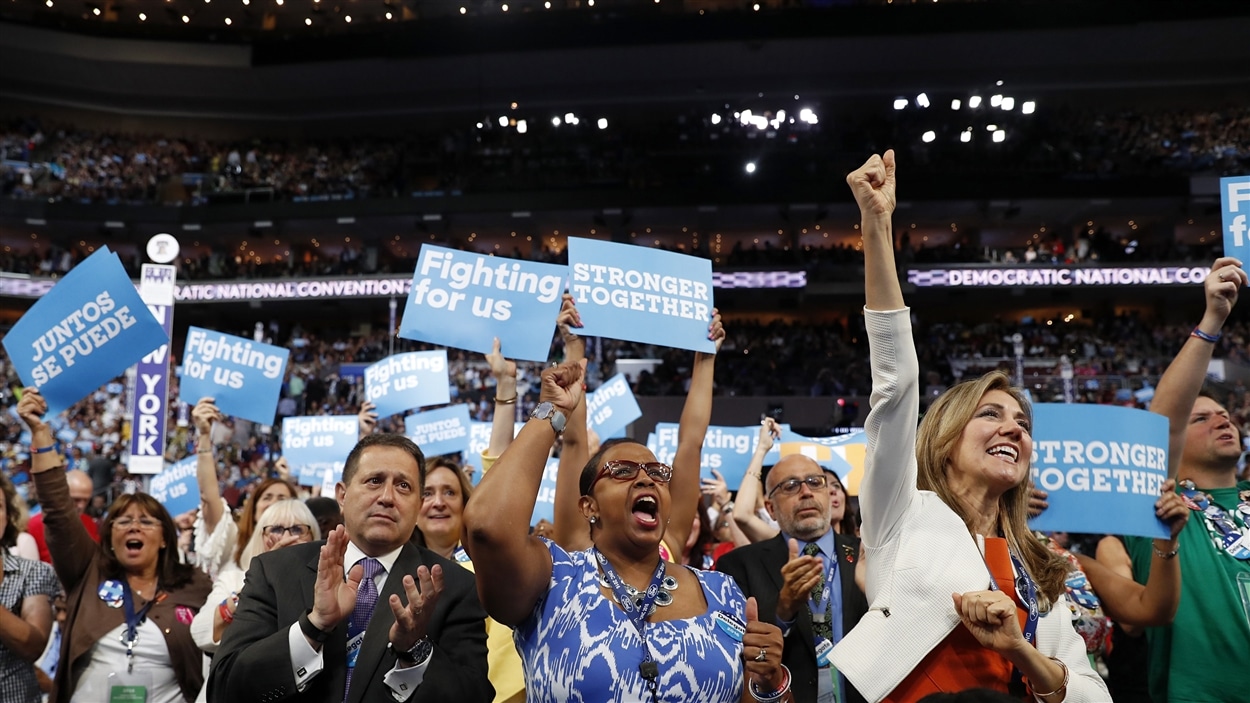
[358,401,379,436]
[557,293,585,355]
[192,397,223,438]
[1203,257,1248,331]
[16,387,50,437]
[707,307,726,351]
[1155,478,1189,543]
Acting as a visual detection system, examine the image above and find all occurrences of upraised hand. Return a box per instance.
[486,337,517,381]
[557,294,584,346]
[756,418,781,456]
[388,564,444,653]
[192,397,223,437]
[707,307,725,352]
[539,359,587,417]
[700,469,731,509]
[16,387,49,434]
[307,525,364,634]
[358,400,379,436]
[776,538,823,622]
[1155,478,1189,542]
[846,149,897,217]
[1203,257,1247,329]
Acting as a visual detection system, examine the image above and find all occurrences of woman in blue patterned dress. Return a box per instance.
[465,360,793,703]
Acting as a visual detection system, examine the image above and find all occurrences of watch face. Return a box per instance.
[532,401,554,420]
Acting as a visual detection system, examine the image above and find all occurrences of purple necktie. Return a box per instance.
[344,557,384,701]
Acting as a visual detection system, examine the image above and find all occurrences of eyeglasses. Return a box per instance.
[264,524,311,538]
[767,474,830,499]
[114,517,162,530]
[587,460,673,494]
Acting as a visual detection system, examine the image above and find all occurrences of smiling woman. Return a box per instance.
[17,387,212,703]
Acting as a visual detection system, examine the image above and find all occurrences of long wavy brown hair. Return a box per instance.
[915,370,1068,607]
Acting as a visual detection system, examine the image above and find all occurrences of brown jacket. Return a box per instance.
[36,468,212,702]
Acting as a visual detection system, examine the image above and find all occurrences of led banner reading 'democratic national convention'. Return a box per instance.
[178,327,289,426]
[567,237,716,353]
[2,246,167,417]
[1027,403,1170,540]
[398,245,567,363]
[364,351,451,419]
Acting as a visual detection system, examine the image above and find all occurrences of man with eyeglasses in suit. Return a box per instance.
[717,454,868,703]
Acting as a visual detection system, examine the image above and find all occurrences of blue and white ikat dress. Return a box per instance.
[515,541,746,703]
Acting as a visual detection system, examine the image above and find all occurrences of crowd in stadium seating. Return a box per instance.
[3,104,1250,205]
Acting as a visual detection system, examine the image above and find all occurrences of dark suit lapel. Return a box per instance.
[347,544,424,703]
[834,535,860,638]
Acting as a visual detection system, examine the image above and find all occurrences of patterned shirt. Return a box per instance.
[516,541,746,703]
[0,552,61,703]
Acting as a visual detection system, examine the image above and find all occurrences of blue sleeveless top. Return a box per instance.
[516,541,746,703]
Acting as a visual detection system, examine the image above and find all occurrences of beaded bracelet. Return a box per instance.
[1191,327,1221,343]
[1153,543,1180,559]
[749,664,791,703]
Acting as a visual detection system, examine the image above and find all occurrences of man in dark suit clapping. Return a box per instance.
[209,434,493,703]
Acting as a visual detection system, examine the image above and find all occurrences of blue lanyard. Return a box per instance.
[593,548,665,701]
[986,551,1039,647]
[121,581,158,674]
[807,551,838,630]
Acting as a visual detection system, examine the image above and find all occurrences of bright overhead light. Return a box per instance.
[459,6,466,13]
[1022,101,1036,115]
[386,11,392,19]
[305,17,311,24]
[893,98,908,110]
[225,17,232,23]
[139,11,146,18]
[922,131,936,143]
[597,118,608,130]
[181,14,190,21]
[986,124,998,132]
[993,130,1006,143]
[990,94,1003,107]
[968,95,982,109]
[950,99,961,110]
[740,109,753,125]
[498,116,509,127]
[516,120,527,134]
[745,162,757,174]
[916,93,930,108]
[552,117,562,126]
[565,112,577,125]
[799,108,818,124]
[710,114,722,125]
[1001,97,1016,111]
[545,1,551,7]
[92,6,100,14]
[776,109,786,122]
[344,14,351,21]
[501,3,508,10]
[475,122,483,129]
[960,130,972,143]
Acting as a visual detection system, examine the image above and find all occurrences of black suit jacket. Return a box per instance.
[717,532,868,703]
[208,541,493,703]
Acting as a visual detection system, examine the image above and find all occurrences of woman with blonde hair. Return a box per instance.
[831,151,1111,702]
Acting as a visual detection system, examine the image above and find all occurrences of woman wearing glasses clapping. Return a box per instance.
[190,499,319,659]
[18,388,213,703]
[465,361,791,703]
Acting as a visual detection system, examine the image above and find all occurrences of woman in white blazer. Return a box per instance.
[830,150,1111,703]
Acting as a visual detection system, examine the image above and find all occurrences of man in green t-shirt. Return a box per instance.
[1126,256,1250,703]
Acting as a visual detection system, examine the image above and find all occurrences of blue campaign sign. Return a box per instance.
[530,458,561,526]
[178,327,289,426]
[405,405,472,457]
[397,245,567,362]
[586,374,642,439]
[3,247,168,416]
[567,237,716,353]
[1027,403,1170,539]
[1221,175,1250,263]
[363,351,451,419]
[282,416,358,487]
[651,422,785,487]
[462,420,525,485]
[148,457,201,517]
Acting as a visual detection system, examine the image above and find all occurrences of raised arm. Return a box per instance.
[553,295,593,551]
[667,310,725,559]
[847,150,919,549]
[1076,479,1187,627]
[485,336,519,462]
[731,419,782,544]
[357,400,378,439]
[463,360,585,627]
[192,397,226,534]
[17,388,98,590]
[1151,257,1246,479]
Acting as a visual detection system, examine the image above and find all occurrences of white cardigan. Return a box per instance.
[829,308,1110,703]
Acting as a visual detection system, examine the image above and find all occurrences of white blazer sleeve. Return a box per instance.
[861,307,922,549]
[1035,594,1112,702]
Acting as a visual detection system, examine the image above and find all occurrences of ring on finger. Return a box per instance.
[754,646,767,662]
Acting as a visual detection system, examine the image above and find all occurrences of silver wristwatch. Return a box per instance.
[529,401,567,435]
